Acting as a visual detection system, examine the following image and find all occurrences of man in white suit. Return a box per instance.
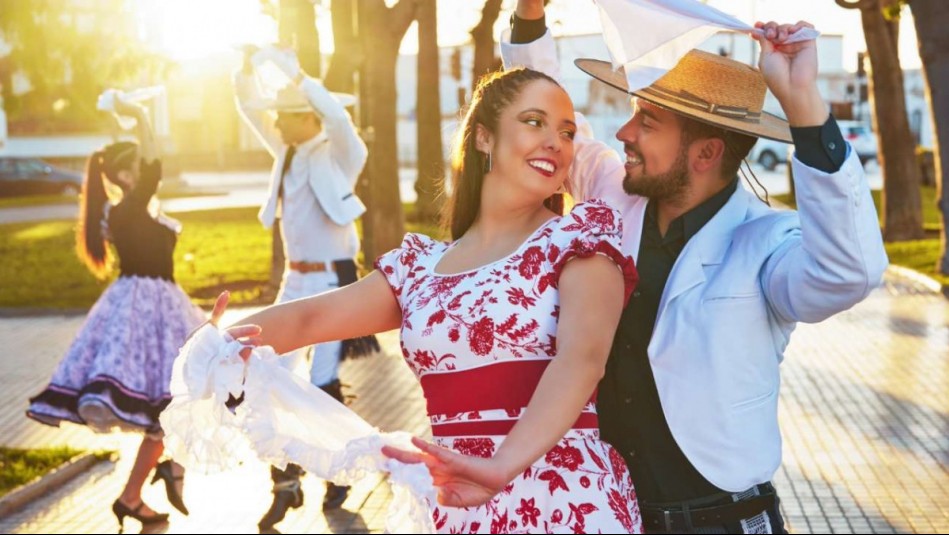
[503,2,888,533]
[234,49,375,532]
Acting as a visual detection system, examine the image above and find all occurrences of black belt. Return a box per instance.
[641,483,776,533]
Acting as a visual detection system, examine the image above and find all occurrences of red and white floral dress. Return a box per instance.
[375,201,642,534]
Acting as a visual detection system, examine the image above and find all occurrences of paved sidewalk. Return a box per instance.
[0,269,947,534]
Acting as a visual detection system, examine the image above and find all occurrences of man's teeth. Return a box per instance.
[627,155,642,165]
[529,160,555,173]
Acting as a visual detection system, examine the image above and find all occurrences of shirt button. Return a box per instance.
[627,450,636,458]
[624,397,633,404]
[633,290,641,298]
[828,141,836,150]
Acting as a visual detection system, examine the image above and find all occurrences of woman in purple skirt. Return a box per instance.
[27,99,204,532]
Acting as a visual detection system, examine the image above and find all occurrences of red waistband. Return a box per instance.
[431,412,599,437]
[421,359,566,415]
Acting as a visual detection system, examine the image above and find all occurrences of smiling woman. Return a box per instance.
[139,0,277,61]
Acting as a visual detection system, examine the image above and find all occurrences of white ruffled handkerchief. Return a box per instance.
[160,325,437,533]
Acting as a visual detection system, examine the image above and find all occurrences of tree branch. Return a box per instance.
[389,0,419,40]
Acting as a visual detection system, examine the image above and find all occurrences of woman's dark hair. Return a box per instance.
[76,141,138,278]
[443,67,564,240]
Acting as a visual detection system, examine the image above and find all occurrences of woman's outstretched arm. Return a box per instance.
[221,270,402,355]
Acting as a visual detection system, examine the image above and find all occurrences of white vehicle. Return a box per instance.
[748,120,878,170]
[749,137,790,171]
[837,120,878,165]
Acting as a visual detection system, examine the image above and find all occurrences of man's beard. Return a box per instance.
[622,149,690,202]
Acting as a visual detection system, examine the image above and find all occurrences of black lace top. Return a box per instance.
[107,159,177,281]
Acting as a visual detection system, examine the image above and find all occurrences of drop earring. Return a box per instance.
[483,151,493,174]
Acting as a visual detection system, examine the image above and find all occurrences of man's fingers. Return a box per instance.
[210,291,230,326]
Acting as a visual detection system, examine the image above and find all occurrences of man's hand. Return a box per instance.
[240,45,259,76]
[253,45,301,83]
[753,21,827,127]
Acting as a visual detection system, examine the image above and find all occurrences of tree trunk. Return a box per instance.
[471,0,503,91]
[280,0,321,76]
[910,0,949,275]
[357,0,416,267]
[414,0,444,222]
[859,3,925,240]
[325,0,358,94]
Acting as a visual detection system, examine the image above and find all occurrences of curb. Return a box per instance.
[886,265,947,296]
[0,452,109,519]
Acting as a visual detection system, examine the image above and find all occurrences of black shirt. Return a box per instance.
[598,180,739,503]
[108,159,177,282]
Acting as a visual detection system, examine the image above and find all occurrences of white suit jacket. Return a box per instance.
[502,31,889,492]
[235,75,368,228]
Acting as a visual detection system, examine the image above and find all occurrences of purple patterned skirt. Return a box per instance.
[28,275,206,435]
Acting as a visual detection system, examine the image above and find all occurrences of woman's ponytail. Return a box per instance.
[76,150,111,278]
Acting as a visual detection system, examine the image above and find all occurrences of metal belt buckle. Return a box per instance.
[663,509,673,532]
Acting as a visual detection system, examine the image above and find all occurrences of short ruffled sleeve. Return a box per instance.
[374,233,442,307]
[549,200,639,305]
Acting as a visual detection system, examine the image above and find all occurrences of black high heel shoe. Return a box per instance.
[112,499,169,533]
[151,460,189,515]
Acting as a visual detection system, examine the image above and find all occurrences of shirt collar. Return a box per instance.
[646,178,739,243]
[294,132,329,155]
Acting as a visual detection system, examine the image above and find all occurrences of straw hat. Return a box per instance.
[576,50,792,143]
[247,84,357,113]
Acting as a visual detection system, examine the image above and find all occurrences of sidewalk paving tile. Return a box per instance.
[1,271,947,533]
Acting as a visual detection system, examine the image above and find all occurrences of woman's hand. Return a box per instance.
[209,291,262,361]
[382,436,512,508]
[113,98,146,119]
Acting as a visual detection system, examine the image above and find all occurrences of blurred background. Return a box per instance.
[0,0,946,306]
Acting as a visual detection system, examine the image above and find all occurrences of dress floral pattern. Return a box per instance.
[376,201,642,534]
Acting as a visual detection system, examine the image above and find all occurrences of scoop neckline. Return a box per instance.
[430,216,559,277]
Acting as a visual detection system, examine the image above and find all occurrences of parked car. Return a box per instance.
[837,120,878,165]
[749,120,879,171]
[0,157,83,197]
[749,137,790,171]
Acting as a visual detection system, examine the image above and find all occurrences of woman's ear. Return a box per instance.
[474,123,494,155]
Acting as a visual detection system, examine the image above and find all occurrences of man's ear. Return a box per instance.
[474,123,494,155]
[693,137,726,174]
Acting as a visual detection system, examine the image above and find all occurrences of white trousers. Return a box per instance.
[275,269,341,387]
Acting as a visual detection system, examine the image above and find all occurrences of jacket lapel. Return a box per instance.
[258,149,289,228]
[651,186,751,341]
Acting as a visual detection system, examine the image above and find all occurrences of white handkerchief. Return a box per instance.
[595,0,820,91]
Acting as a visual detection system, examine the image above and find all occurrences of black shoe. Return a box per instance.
[151,460,189,515]
[112,499,169,534]
[258,480,303,534]
[322,481,350,510]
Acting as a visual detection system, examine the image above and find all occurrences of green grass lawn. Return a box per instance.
[0,205,446,309]
[773,186,948,287]
[0,447,82,497]
[0,184,225,210]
